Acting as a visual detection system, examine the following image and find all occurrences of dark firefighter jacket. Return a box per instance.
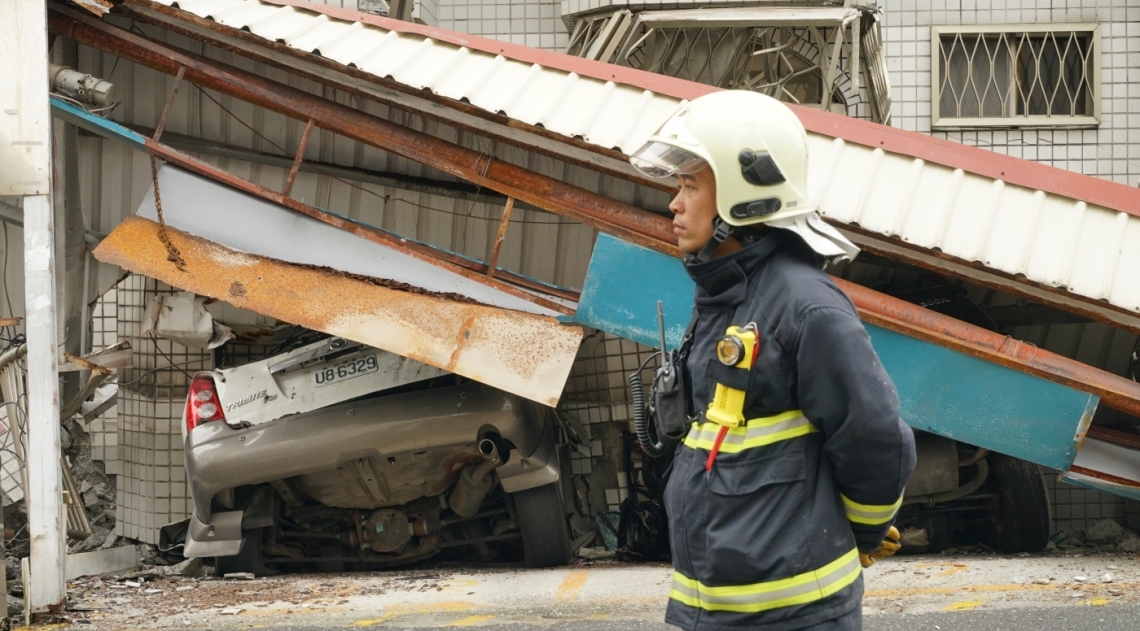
[664,229,917,631]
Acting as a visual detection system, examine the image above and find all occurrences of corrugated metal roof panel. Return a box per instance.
[161,0,683,154]
[146,0,1140,322]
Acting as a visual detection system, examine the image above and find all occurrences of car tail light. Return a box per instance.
[186,376,226,432]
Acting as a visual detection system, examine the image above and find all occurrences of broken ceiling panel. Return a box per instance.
[136,165,563,317]
[92,216,583,406]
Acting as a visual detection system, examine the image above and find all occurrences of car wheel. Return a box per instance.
[214,527,277,577]
[513,482,571,567]
[982,453,1051,553]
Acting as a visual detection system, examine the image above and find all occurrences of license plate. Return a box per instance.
[314,353,378,387]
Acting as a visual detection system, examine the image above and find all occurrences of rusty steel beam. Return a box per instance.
[49,6,679,258]
[54,94,582,309]
[48,8,1140,417]
[93,216,583,406]
[144,137,574,314]
[116,0,674,195]
[282,118,314,197]
[486,197,515,280]
[152,65,184,142]
[837,278,1140,419]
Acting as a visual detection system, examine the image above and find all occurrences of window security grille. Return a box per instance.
[932,25,1100,128]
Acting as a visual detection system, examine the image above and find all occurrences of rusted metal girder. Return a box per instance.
[53,94,576,313]
[94,216,583,406]
[48,6,679,258]
[49,6,1140,419]
[837,278,1140,420]
[148,134,574,315]
[116,0,674,195]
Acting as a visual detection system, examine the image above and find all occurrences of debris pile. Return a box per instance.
[1052,518,1140,553]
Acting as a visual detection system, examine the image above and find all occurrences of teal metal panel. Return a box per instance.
[49,97,147,149]
[868,326,1097,470]
[574,234,696,351]
[575,234,1098,471]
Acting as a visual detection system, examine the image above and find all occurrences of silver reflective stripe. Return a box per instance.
[841,494,903,526]
[669,548,862,613]
[682,410,816,453]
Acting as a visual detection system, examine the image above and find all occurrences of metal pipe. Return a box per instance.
[903,459,989,506]
[447,440,503,518]
[958,447,988,468]
[48,6,679,258]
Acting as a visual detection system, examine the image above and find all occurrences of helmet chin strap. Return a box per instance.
[690,218,734,264]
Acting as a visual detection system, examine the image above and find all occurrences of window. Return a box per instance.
[931,25,1100,128]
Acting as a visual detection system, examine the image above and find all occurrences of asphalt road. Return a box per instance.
[54,552,1140,630]
[144,604,1140,631]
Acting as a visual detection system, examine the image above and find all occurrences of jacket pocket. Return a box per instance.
[699,448,811,587]
[706,448,807,496]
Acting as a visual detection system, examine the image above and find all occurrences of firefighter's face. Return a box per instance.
[669,166,718,254]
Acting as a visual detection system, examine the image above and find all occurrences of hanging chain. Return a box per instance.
[149,155,187,272]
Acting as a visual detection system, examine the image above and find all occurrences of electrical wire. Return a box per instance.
[193,85,574,226]
[116,358,212,387]
[148,334,195,382]
[0,222,12,321]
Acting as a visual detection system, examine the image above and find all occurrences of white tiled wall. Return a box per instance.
[881,0,1140,187]
[89,286,121,476]
[878,0,1139,531]
[114,275,211,544]
[438,0,570,49]
[1045,471,1126,534]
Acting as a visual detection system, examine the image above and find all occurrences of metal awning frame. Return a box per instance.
[49,2,1140,433]
[110,0,674,193]
[102,0,1140,333]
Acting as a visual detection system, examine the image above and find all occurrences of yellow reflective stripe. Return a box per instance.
[841,494,903,525]
[669,548,861,613]
[682,410,816,453]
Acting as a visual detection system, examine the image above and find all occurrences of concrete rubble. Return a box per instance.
[7,547,1135,629]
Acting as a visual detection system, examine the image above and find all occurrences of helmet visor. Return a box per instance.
[629,141,708,179]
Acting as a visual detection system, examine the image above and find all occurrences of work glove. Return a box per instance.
[859,526,901,568]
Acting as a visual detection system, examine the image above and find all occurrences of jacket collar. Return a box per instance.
[685,230,788,307]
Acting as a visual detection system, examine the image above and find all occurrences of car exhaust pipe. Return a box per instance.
[448,439,504,518]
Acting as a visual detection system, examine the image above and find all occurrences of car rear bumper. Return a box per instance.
[183,384,561,557]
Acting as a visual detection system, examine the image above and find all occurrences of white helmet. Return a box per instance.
[631,90,858,261]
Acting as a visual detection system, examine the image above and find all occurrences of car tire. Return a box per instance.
[214,527,277,577]
[513,482,572,568]
[982,454,1051,553]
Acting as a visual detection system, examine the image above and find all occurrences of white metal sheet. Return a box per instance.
[135,165,561,316]
[140,0,1140,322]
[633,7,857,28]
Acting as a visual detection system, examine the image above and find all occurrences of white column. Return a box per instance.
[23,193,65,612]
[3,0,66,613]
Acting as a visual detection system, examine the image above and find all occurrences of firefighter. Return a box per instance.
[629,90,917,630]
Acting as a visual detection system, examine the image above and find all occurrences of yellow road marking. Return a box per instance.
[351,614,400,627]
[866,583,1062,597]
[448,614,497,626]
[350,605,471,627]
[912,563,969,577]
[943,600,985,611]
[556,571,591,601]
[1087,599,1111,606]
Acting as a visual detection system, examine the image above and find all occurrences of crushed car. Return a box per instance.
[169,334,574,574]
